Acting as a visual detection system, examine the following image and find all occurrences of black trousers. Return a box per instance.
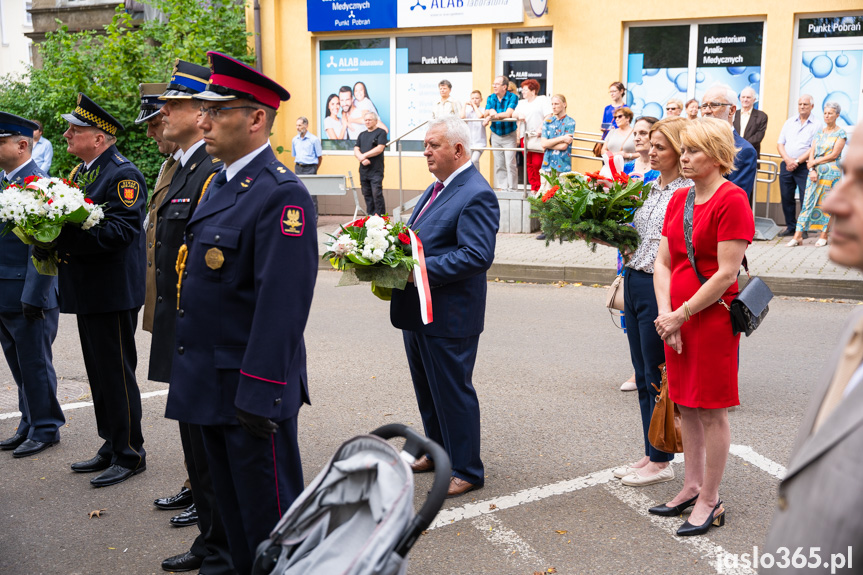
[779,162,809,231]
[293,163,319,223]
[76,308,145,469]
[180,422,234,574]
[360,169,385,215]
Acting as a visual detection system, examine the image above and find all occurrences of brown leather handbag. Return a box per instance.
[648,363,684,453]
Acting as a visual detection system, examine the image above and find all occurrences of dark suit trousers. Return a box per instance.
[360,169,385,215]
[201,419,304,575]
[779,162,809,231]
[623,270,674,463]
[0,308,64,442]
[403,331,485,485]
[180,422,234,573]
[76,309,145,469]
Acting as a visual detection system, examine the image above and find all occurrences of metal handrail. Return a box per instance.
[755,158,779,218]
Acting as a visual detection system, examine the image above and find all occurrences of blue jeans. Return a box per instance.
[623,269,674,463]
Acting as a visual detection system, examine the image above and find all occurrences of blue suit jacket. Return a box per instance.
[390,164,499,338]
[0,160,58,312]
[165,146,318,426]
[728,130,758,200]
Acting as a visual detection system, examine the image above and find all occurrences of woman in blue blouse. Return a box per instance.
[625,116,660,183]
[601,82,626,138]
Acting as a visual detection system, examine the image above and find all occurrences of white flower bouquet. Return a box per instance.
[0,174,105,275]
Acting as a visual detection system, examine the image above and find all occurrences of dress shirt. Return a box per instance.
[291,132,322,165]
[179,139,206,167]
[32,137,53,174]
[418,160,472,215]
[225,141,272,181]
[739,109,751,137]
[431,99,462,119]
[778,116,822,160]
[2,161,29,182]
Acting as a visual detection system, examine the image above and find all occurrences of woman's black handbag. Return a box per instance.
[683,188,773,336]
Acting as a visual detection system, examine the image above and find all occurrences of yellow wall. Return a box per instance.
[257,0,861,211]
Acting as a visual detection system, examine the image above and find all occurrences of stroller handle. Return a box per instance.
[371,423,452,557]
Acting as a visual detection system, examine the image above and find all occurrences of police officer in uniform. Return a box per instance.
[56,94,148,487]
[0,112,63,458]
[165,52,317,575]
[152,60,233,575]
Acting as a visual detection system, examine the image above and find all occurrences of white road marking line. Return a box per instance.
[604,480,755,575]
[472,514,545,567]
[0,389,169,420]
[729,444,787,479]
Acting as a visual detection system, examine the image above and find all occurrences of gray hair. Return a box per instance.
[799,94,815,105]
[427,115,472,153]
[438,79,452,89]
[11,134,34,153]
[363,111,378,121]
[705,84,740,107]
[740,86,758,101]
[824,101,842,115]
[297,116,309,125]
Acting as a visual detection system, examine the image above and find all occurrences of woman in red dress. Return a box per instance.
[652,117,754,536]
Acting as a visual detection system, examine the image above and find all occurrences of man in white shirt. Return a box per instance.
[777,95,821,236]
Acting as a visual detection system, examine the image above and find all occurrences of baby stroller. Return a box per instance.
[251,423,451,575]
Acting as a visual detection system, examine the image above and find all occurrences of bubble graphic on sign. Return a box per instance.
[801,52,824,67]
[665,68,677,82]
[643,68,659,77]
[674,72,688,92]
[824,91,854,125]
[727,66,746,76]
[643,102,664,119]
[695,71,705,84]
[748,72,761,83]
[836,54,849,68]
[810,55,834,79]
[631,98,645,113]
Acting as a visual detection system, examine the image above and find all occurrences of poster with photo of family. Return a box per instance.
[319,38,392,151]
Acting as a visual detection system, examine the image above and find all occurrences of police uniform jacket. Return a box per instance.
[143,156,179,332]
[165,146,317,426]
[57,144,147,314]
[0,160,58,312]
[148,145,222,383]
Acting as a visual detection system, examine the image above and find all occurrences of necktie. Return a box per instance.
[417,181,443,220]
[201,170,227,203]
[812,316,863,432]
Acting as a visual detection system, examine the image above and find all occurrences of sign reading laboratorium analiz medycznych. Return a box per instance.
[307,0,524,32]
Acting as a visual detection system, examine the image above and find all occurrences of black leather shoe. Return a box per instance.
[12,439,58,458]
[161,550,204,572]
[536,233,547,240]
[677,501,726,536]
[0,433,26,450]
[71,454,111,473]
[90,464,145,488]
[170,504,198,527]
[154,486,193,510]
[778,228,794,237]
[649,494,698,517]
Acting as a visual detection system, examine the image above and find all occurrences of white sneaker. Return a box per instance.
[621,465,675,486]
[620,379,637,391]
[613,465,637,479]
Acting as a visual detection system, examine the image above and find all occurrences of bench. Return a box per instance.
[297,173,366,220]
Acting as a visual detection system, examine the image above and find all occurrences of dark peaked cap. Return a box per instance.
[0,112,39,138]
[136,83,168,125]
[62,93,124,135]
[194,51,290,110]
[160,60,211,99]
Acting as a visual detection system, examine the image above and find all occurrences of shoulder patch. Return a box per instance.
[281,206,305,237]
[118,179,141,207]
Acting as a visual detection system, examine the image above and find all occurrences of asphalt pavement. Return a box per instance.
[0,275,858,574]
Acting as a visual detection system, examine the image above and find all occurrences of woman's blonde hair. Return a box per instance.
[665,98,684,112]
[649,116,689,158]
[680,117,739,176]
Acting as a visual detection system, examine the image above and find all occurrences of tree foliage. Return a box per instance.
[0,0,251,183]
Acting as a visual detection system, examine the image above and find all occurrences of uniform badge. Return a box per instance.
[281,206,304,236]
[117,180,140,207]
[205,247,224,269]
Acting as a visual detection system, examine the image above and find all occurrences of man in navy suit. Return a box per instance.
[391,115,500,498]
[701,85,758,202]
[0,112,63,458]
[165,52,316,575]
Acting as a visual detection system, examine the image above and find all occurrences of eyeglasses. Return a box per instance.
[665,107,679,111]
[199,105,257,120]
[699,102,731,111]
[613,115,625,119]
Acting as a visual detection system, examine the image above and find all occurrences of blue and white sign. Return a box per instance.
[397,0,523,28]
[307,0,397,32]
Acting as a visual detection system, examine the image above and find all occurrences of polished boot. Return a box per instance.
[170,504,198,527]
[71,454,111,473]
[12,439,58,458]
[676,501,725,536]
[649,494,698,517]
[161,551,204,572]
[154,486,193,510]
[0,433,26,450]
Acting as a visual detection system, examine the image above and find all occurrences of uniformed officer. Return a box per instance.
[55,94,148,487]
[0,112,63,458]
[152,61,233,575]
[165,52,317,575]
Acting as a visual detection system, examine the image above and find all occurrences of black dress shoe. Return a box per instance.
[71,454,111,473]
[170,504,198,527]
[90,463,145,488]
[0,433,26,450]
[161,550,204,572]
[536,233,547,240]
[778,228,794,237]
[648,494,698,517]
[677,501,726,536]
[154,486,194,510]
[12,439,58,458]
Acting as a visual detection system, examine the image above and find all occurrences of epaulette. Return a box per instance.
[112,153,127,165]
[267,161,293,183]
[68,163,83,180]
[211,157,221,164]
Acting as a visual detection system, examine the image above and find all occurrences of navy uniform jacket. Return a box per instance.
[148,145,222,383]
[57,145,147,314]
[0,160,58,312]
[728,130,758,201]
[390,164,499,338]
[165,146,317,426]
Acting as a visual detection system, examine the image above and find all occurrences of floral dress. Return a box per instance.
[541,114,576,173]
[796,127,847,232]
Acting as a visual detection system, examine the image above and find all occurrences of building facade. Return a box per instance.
[0,0,35,76]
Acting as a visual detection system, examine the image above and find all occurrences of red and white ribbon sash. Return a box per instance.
[408,228,433,325]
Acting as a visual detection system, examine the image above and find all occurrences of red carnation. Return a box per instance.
[398,232,410,244]
[47,199,53,205]
[84,198,94,204]
[541,185,559,203]
[346,218,365,228]
[23,175,40,184]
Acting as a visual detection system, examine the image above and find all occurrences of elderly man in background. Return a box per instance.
[762,120,863,572]
[292,116,323,223]
[484,75,519,192]
[31,120,53,175]
[700,85,758,202]
[777,95,821,236]
[733,86,768,156]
